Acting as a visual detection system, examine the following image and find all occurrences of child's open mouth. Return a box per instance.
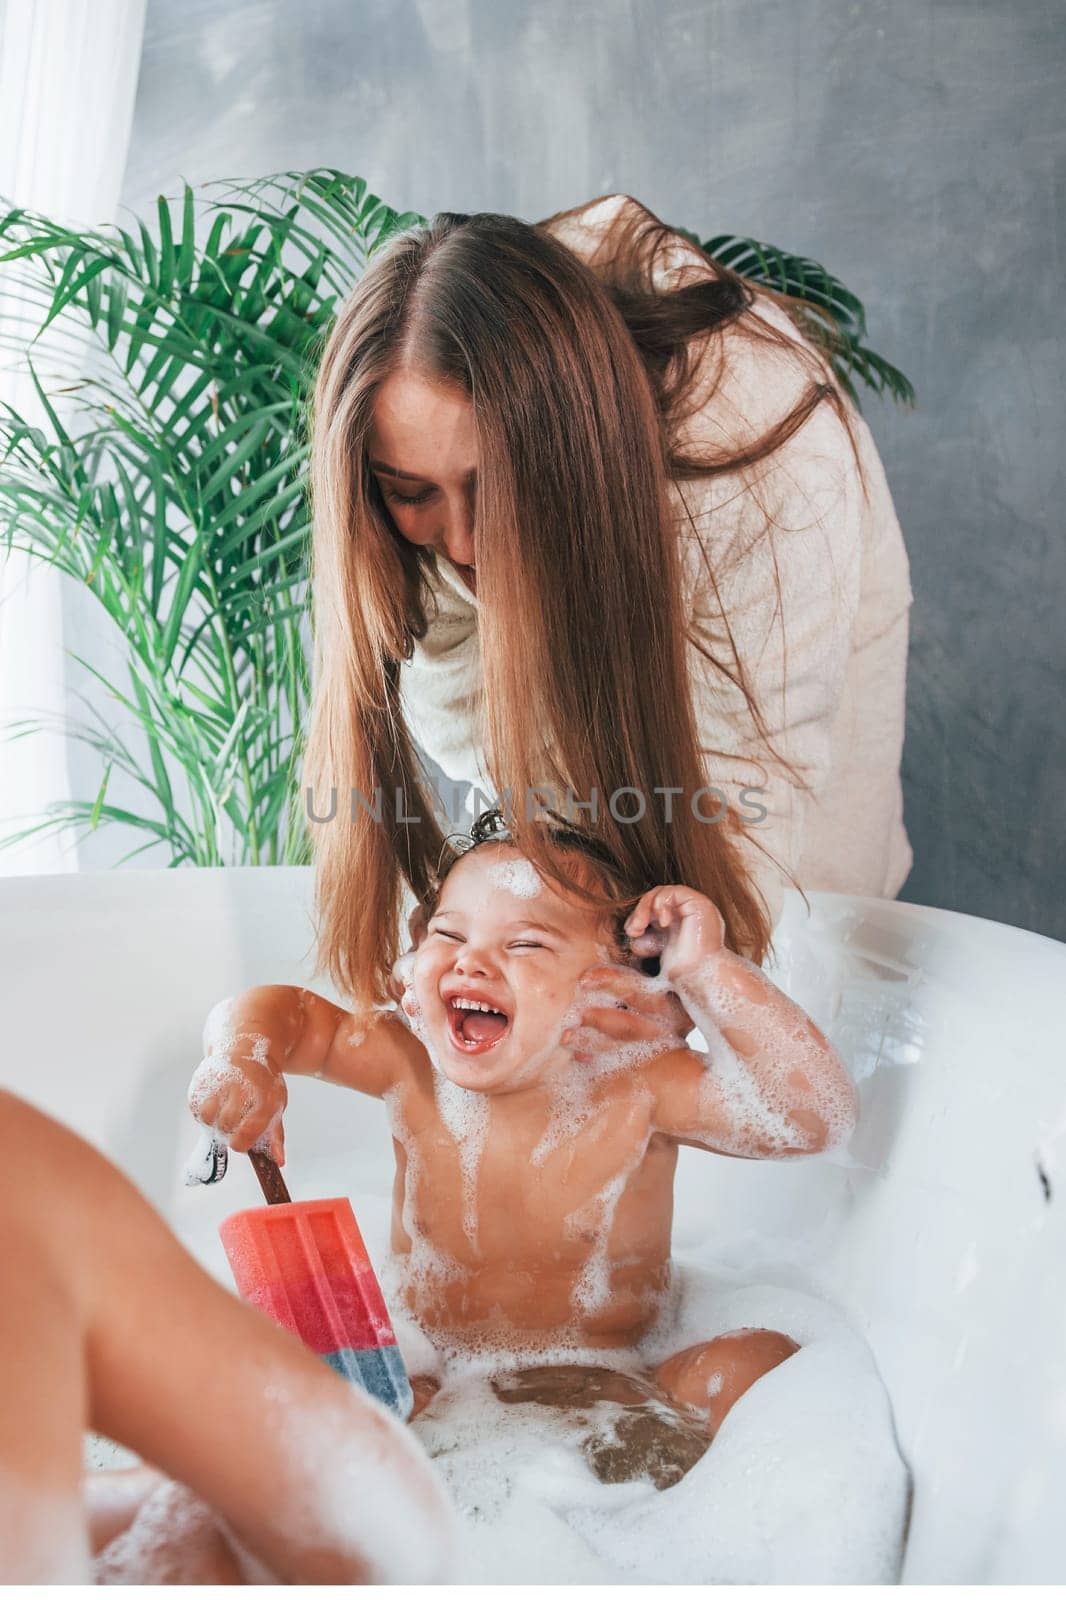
[446,995,512,1054]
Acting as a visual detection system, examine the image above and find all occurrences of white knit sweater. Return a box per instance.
[398,196,914,932]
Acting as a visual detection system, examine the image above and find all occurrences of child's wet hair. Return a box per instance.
[429,807,640,963]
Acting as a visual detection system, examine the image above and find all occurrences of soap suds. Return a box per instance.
[200,996,272,1066]
[651,957,857,1159]
[382,1084,467,1310]
[166,1115,907,1587]
[345,1009,383,1050]
[401,1263,908,1584]
[530,1073,597,1165]
[92,1400,457,1586]
[93,1481,242,1585]
[201,994,237,1054]
[433,1073,490,1249]
[485,855,543,898]
[569,1170,630,1317]
[187,1055,246,1119]
[249,1385,458,1582]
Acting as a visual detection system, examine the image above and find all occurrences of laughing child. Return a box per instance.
[188,809,857,1446]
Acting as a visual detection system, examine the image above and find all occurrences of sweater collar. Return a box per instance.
[434,554,480,609]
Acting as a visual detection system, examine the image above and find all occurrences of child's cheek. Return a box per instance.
[517,971,572,1028]
[408,950,441,1015]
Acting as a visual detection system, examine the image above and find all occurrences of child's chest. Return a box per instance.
[386,1075,666,1261]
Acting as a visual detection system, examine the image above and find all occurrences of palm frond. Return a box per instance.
[672,225,915,409]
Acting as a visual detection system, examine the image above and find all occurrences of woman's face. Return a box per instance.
[368,371,480,595]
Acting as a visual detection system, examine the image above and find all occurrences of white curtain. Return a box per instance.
[0,0,146,873]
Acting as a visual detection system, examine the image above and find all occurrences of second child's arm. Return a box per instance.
[188,987,420,1159]
[627,886,859,1158]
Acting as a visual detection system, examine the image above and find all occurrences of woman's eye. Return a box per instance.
[386,486,435,506]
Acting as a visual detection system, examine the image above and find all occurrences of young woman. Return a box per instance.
[304,192,913,1011]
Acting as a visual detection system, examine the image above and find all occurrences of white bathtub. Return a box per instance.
[1,866,1063,1582]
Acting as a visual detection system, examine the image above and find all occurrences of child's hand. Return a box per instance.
[562,965,695,1066]
[187,1052,287,1162]
[624,885,726,986]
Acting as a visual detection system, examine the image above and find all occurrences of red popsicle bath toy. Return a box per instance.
[217,1148,413,1420]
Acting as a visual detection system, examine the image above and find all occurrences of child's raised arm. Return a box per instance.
[187,986,419,1163]
[627,886,859,1158]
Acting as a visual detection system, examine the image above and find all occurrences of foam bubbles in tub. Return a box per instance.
[93,1480,241,1585]
[407,1260,909,1584]
[170,1114,907,1585]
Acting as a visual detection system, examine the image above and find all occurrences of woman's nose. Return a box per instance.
[442,529,475,568]
[438,497,476,567]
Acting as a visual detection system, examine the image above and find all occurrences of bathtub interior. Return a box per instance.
[1,865,1063,1581]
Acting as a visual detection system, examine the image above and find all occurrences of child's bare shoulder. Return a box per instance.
[636,1041,707,1088]
[627,1041,714,1118]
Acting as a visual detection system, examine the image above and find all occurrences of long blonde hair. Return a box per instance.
[305,197,853,1008]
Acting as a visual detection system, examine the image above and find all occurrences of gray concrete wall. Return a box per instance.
[66,0,1064,939]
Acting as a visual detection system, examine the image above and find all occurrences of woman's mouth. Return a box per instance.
[446,996,511,1055]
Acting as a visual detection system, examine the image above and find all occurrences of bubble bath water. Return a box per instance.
[377,1221,910,1584]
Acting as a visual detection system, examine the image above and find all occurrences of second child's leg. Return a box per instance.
[0,1173,92,1582]
[0,1089,456,1585]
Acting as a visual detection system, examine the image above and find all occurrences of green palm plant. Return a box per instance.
[0,169,913,867]
[672,226,915,406]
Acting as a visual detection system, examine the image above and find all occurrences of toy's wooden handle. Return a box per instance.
[248,1147,292,1205]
